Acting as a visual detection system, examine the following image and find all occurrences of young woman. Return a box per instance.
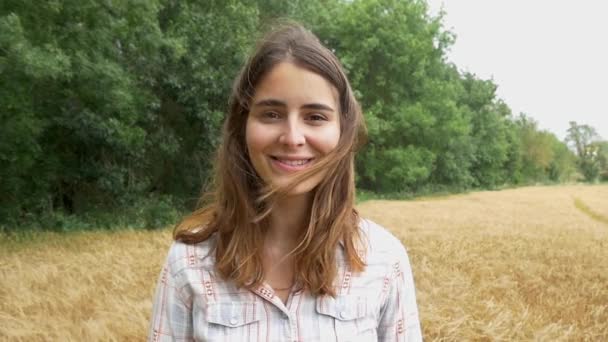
[148,23,422,341]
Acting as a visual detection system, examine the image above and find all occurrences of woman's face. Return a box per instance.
[246,62,341,196]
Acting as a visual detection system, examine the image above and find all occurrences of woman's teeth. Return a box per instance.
[275,158,311,166]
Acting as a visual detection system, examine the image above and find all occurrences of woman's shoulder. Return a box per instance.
[358,218,409,259]
[163,234,217,275]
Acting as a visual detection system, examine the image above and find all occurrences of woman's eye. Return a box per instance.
[262,111,281,119]
[308,113,327,122]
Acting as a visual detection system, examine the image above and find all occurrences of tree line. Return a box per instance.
[1,0,606,230]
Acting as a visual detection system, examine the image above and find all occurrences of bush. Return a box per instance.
[140,196,181,230]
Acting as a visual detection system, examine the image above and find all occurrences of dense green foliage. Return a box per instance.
[0,0,601,230]
[566,121,608,182]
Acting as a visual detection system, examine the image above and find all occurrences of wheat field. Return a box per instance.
[1,185,607,341]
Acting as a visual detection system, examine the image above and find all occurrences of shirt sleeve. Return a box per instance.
[378,243,422,341]
[148,250,194,342]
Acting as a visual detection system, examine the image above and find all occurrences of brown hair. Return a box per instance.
[174,22,367,297]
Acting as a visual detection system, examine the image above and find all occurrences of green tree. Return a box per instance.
[514,114,556,183]
[459,74,511,188]
[595,141,608,181]
[322,0,472,192]
[566,121,601,182]
[1,1,164,219]
[148,0,259,201]
[0,0,259,227]
[547,135,577,182]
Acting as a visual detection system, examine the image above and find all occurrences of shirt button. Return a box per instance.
[339,310,348,319]
[230,317,238,325]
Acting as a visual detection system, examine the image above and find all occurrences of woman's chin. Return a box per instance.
[269,179,319,197]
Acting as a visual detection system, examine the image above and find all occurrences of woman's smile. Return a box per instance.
[270,156,315,172]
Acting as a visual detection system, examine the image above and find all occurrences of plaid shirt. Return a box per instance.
[148,219,422,341]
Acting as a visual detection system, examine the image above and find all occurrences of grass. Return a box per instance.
[1,184,607,341]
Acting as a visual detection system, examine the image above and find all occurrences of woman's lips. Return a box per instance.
[270,156,314,172]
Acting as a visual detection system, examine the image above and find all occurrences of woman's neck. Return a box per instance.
[265,192,313,251]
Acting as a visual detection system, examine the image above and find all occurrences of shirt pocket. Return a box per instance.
[199,301,261,342]
[316,295,377,342]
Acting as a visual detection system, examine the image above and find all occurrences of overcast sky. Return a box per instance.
[426,0,608,141]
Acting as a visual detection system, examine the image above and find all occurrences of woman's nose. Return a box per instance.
[278,119,305,146]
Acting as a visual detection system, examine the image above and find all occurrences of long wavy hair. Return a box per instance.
[174,23,367,297]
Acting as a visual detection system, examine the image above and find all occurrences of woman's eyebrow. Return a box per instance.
[252,99,286,108]
[301,103,335,112]
[252,99,335,112]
